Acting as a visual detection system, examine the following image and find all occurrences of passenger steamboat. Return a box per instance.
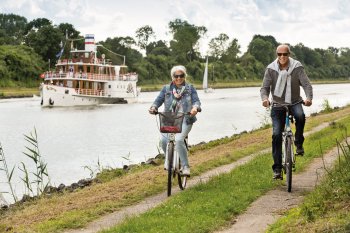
[40,34,140,107]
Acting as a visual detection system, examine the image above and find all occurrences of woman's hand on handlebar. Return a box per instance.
[190,107,200,116]
[149,107,158,115]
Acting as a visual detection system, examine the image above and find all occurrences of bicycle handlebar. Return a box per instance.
[149,107,201,115]
[271,100,305,108]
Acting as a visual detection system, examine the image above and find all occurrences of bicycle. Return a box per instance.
[276,100,304,192]
[155,111,189,196]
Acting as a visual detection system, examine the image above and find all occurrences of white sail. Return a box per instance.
[203,57,208,90]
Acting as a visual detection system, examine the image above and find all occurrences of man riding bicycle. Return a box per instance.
[260,44,313,180]
[149,65,201,176]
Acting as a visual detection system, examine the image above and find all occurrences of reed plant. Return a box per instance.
[321,98,333,113]
[21,128,50,197]
[0,142,18,202]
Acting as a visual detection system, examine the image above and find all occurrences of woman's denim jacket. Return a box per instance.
[151,82,201,124]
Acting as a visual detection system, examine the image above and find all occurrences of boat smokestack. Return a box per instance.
[85,34,95,52]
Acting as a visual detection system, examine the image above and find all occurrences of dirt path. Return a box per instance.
[215,144,340,233]
[65,122,332,233]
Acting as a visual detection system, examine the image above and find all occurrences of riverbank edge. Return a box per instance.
[1,80,350,98]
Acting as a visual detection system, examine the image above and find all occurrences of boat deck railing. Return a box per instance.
[76,88,106,97]
[43,72,138,82]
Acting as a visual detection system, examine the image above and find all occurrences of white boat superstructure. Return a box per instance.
[40,34,140,107]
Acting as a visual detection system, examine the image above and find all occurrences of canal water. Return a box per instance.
[1,83,350,201]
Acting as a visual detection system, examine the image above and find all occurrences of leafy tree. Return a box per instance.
[0,13,27,45]
[221,38,241,64]
[24,18,51,35]
[240,52,265,79]
[168,19,207,64]
[252,34,279,48]
[146,40,171,56]
[25,25,64,64]
[315,48,336,66]
[135,25,155,53]
[208,33,229,60]
[101,36,142,70]
[0,45,45,87]
[247,37,275,66]
[57,23,80,39]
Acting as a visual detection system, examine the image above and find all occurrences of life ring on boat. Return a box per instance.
[49,98,54,105]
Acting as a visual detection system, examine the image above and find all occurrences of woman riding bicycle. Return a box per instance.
[149,65,201,176]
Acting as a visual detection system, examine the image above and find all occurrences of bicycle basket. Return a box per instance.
[158,112,185,133]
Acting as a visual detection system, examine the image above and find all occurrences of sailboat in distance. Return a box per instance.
[203,57,213,93]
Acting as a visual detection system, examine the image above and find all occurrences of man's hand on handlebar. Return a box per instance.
[304,99,312,106]
[262,99,270,108]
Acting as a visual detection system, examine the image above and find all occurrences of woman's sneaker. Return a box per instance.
[181,166,190,176]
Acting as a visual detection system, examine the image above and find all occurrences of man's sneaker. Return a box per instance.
[181,166,190,176]
[273,170,282,180]
[296,145,304,156]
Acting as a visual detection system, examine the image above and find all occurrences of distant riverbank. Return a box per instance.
[1,79,350,98]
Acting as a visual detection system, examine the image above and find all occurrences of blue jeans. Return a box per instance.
[161,121,192,167]
[271,103,305,171]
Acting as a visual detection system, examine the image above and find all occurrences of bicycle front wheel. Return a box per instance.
[285,137,293,192]
[167,142,175,196]
[177,159,187,190]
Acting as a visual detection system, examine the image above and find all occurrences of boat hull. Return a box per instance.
[40,84,138,107]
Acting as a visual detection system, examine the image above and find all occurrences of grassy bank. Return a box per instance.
[101,116,350,233]
[0,87,39,98]
[0,106,350,232]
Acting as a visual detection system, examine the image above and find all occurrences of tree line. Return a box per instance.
[1,13,350,88]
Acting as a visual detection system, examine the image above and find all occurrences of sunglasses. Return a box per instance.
[174,74,185,79]
[277,53,289,57]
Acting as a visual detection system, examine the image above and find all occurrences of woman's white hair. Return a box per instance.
[170,65,187,80]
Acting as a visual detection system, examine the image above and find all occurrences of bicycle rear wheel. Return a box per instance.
[285,137,293,192]
[167,142,174,196]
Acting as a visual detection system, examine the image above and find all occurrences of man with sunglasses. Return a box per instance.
[149,65,201,176]
[260,44,313,180]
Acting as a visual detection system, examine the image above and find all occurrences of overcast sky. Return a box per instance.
[1,0,350,55]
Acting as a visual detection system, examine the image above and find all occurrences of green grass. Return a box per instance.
[101,117,350,233]
[0,87,39,98]
[267,125,350,232]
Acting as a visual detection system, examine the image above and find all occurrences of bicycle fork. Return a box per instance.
[282,132,296,171]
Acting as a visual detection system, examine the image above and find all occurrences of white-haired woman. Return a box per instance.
[149,65,201,176]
